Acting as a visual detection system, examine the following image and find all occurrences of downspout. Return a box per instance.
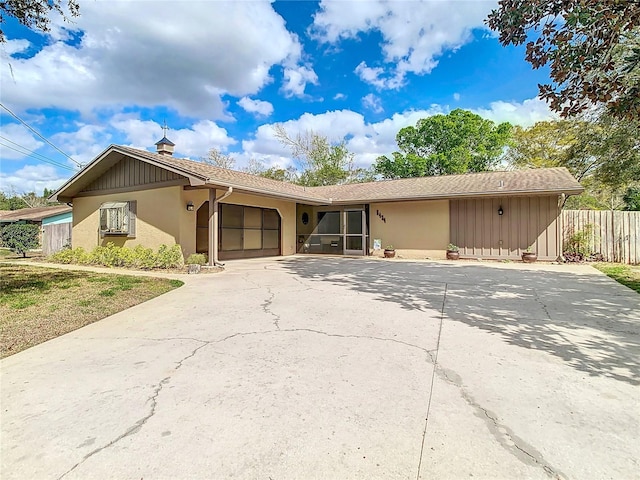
[211,187,233,266]
[557,193,566,262]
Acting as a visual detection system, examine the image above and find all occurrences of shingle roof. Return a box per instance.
[54,144,584,204]
[0,205,72,223]
[313,167,584,203]
[115,146,329,203]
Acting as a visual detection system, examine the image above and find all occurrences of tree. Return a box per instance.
[0,192,26,210]
[242,158,299,183]
[486,1,640,119]
[273,125,372,187]
[375,109,512,179]
[622,187,640,211]
[202,148,235,169]
[1,0,80,43]
[20,191,51,208]
[506,116,640,209]
[0,223,40,257]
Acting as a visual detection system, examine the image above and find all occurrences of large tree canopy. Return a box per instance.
[0,0,79,42]
[486,0,640,119]
[273,125,374,187]
[375,109,512,179]
[505,116,640,209]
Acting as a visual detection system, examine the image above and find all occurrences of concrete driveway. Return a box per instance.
[1,257,639,479]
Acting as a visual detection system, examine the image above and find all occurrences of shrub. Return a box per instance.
[50,246,89,264]
[0,224,40,257]
[130,245,156,269]
[186,253,207,265]
[48,243,184,270]
[155,244,184,269]
[565,224,594,257]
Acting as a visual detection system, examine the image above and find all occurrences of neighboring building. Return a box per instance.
[51,140,583,264]
[0,205,73,256]
[0,205,72,225]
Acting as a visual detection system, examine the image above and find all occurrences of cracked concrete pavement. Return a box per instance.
[1,256,639,479]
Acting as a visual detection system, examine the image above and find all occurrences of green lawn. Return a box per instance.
[0,263,183,358]
[593,263,640,294]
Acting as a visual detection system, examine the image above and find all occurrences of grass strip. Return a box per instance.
[0,263,183,358]
[593,263,640,294]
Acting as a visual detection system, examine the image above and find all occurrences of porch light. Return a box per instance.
[498,206,504,216]
[186,201,194,211]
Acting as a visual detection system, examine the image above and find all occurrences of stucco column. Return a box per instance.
[208,188,217,266]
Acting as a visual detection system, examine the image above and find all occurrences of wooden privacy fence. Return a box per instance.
[42,223,72,256]
[562,210,640,264]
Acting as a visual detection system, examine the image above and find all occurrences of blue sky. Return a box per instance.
[0,0,555,195]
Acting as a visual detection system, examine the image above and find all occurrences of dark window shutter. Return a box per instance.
[127,200,137,238]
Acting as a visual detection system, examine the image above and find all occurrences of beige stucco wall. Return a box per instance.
[72,186,183,251]
[370,200,450,259]
[73,187,298,259]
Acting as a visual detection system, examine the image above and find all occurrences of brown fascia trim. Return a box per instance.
[203,181,330,205]
[329,187,585,204]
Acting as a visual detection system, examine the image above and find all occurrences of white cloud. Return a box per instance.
[333,93,346,100]
[473,97,555,127]
[282,66,319,97]
[355,61,403,89]
[453,93,461,101]
[0,164,69,195]
[1,0,307,118]
[3,39,30,56]
[0,123,45,160]
[313,0,494,88]
[362,94,384,113]
[238,97,274,117]
[239,107,445,169]
[109,116,236,159]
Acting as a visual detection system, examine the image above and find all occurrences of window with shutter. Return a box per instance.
[99,201,136,237]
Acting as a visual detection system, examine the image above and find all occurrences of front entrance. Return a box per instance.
[297,205,368,256]
[196,202,281,260]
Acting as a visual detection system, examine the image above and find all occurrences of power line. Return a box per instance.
[0,139,76,171]
[0,102,83,168]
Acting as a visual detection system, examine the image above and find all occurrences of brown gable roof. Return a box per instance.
[53,144,583,204]
[314,167,584,203]
[0,205,72,223]
[112,146,330,204]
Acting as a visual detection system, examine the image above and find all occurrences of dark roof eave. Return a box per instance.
[329,187,585,204]
[204,181,329,205]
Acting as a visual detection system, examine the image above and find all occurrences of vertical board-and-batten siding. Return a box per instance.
[450,196,560,260]
[562,210,640,264]
[80,156,184,193]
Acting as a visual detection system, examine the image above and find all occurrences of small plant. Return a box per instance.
[385,245,394,250]
[524,245,534,253]
[447,243,459,252]
[0,224,40,257]
[186,253,207,265]
[565,224,594,258]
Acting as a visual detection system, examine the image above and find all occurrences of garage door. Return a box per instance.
[219,203,281,260]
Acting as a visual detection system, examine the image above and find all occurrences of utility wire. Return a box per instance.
[0,140,76,171]
[0,134,76,168]
[0,102,83,168]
